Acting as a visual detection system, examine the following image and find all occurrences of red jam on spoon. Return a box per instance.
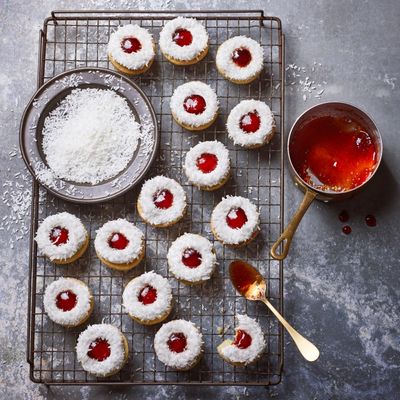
[226,208,248,229]
[240,111,261,133]
[138,285,157,305]
[121,37,142,54]
[182,248,202,268]
[196,153,218,173]
[108,232,129,250]
[232,47,252,68]
[173,28,193,46]
[87,338,111,362]
[56,290,77,312]
[233,329,252,349]
[153,189,174,209]
[50,227,69,246]
[184,95,206,115]
[167,332,187,353]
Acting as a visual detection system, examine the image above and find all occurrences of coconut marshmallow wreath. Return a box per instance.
[94,219,145,271]
[44,278,93,327]
[184,140,231,190]
[170,81,219,131]
[167,233,216,284]
[137,176,187,227]
[35,212,89,264]
[108,24,155,75]
[159,17,209,65]
[218,315,266,366]
[122,271,173,325]
[216,36,264,84]
[227,100,275,148]
[211,196,260,246]
[76,324,129,377]
[154,319,203,370]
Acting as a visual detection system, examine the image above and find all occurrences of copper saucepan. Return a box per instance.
[270,102,383,260]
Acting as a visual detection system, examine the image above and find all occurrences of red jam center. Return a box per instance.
[167,332,187,353]
[232,47,252,67]
[121,37,142,54]
[289,115,378,192]
[153,189,174,209]
[108,232,129,250]
[173,28,193,47]
[196,153,218,174]
[233,329,252,349]
[138,285,158,305]
[226,207,248,229]
[184,95,206,115]
[182,248,202,268]
[50,226,69,246]
[87,338,111,362]
[56,290,77,312]
[240,111,261,133]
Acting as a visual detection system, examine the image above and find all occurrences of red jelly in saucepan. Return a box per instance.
[289,115,378,192]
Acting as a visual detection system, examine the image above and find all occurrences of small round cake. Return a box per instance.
[94,219,145,271]
[76,324,129,377]
[216,36,264,84]
[154,319,203,370]
[108,24,155,75]
[35,212,89,264]
[170,81,219,131]
[44,278,93,327]
[122,271,173,325]
[217,315,266,366]
[137,176,187,227]
[159,17,209,65]
[184,141,231,190]
[211,196,260,246]
[167,233,216,285]
[227,100,275,148]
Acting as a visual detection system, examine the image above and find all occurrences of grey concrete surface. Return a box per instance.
[0,0,399,399]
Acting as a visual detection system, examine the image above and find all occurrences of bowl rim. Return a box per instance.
[19,67,159,204]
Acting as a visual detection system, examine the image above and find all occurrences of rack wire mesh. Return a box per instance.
[26,9,285,386]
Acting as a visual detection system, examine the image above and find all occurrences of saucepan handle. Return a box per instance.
[270,189,317,260]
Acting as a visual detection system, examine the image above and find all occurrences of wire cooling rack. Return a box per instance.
[26,9,285,386]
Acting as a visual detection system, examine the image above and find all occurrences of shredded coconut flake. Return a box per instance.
[42,88,141,185]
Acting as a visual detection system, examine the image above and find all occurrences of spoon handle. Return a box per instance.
[261,298,320,362]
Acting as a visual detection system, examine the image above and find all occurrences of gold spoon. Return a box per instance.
[229,260,320,362]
